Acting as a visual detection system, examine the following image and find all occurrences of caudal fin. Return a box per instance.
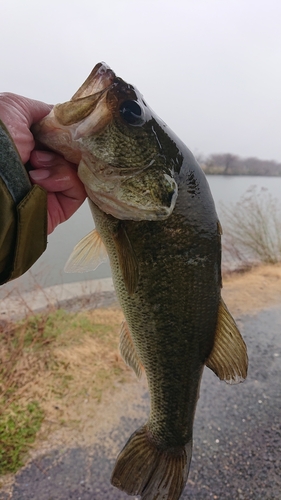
[111,425,192,500]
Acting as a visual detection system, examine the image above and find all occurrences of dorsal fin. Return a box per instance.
[64,229,108,273]
[119,320,143,378]
[206,298,248,384]
[113,224,139,295]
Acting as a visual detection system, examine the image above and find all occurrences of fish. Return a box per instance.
[33,62,248,500]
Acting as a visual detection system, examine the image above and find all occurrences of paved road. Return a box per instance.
[1,306,281,500]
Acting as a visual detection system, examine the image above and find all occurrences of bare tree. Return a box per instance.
[222,154,238,174]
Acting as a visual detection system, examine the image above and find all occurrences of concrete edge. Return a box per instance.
[0,278,115,322]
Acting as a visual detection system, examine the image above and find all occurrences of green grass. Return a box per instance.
[0,306,125,477]
[0,402,44,474]
[10,309,68,351]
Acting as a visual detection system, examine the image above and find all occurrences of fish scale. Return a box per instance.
[90,197,219,451]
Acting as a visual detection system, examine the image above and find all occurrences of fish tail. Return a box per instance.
[111,425,192,500]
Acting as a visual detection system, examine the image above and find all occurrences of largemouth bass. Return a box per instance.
[33,63,248,500]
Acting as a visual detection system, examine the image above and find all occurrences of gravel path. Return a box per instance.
[1,305,280,500]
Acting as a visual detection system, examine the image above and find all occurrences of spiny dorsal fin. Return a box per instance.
[206,298,248,384]
[113,224,139,295]
[119,320,143,378]
[64,229,108,273]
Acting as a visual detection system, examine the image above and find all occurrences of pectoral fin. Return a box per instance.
[119,320,143,378]
[113,224,139,295]
[64,229,108,273]
[206,298,248,384]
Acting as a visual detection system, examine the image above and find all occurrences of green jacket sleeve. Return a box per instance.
[0,120,47,284]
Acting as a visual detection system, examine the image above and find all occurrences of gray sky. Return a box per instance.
[2,0,281,162]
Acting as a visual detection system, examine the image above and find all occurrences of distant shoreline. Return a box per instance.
[198,153,281,176]
[202,170,281,177]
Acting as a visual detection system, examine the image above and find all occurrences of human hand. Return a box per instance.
[0,93,86,234]
[29,150,86,234]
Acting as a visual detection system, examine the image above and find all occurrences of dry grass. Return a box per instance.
[221,186,281,269]
[222,263,281,316]
[0,307,130,473]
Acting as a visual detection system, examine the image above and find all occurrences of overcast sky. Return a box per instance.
[2,0,281,162]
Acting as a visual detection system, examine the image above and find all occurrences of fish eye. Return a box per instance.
[119,100,144,126]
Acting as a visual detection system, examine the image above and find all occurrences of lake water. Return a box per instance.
[1,175,281,296]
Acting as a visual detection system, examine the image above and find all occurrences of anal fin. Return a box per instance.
[119,320,143,378]
[206,298,248,384]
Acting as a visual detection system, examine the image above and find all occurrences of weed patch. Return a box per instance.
[0,402,44,474]
[221,186,281,269]
[0,307,128,475]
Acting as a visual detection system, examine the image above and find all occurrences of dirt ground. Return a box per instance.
[222,263,281,315]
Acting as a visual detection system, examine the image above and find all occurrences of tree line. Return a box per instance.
[196,153,281,176]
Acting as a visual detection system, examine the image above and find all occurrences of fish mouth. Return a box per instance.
[54,62,117,128]
[71,62,116,100]
[33,62,143,158]
[32,63,117,156]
